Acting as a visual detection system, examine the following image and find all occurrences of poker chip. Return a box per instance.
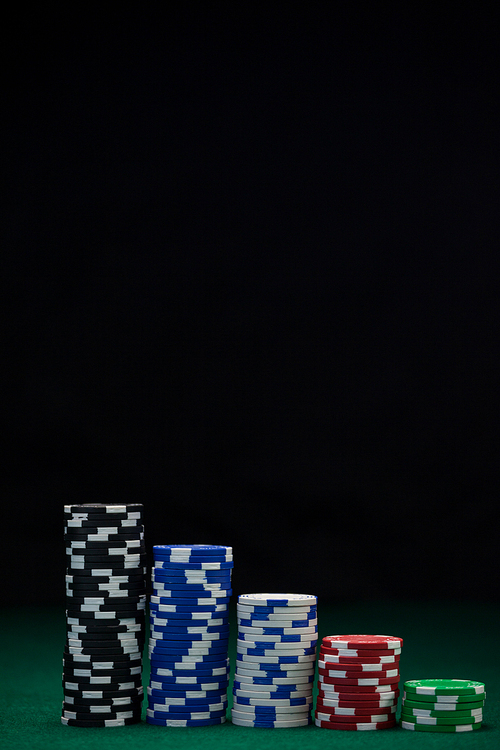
[402,697,485,712]
[316,699,396,712]
[61,504,146,725]
[400,711,483,725]
[318,689,400,702]
[400,720,482,732]
[316,635,402,731]
[146,716,226,726]
[315,711,396,722]
[231,716,312,727]
[400,679,486,731]
[231,594,317,728]
[62,708,142,721]
[403,678,485,697]
[147,544,232,727]
[314,718,396,730]
[61,716,141,727]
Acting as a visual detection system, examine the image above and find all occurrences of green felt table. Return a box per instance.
[1,600,498,749]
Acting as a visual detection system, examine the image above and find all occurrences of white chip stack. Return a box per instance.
[231,594,317,728]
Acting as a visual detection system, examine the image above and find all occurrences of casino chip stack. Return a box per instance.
[315,635,403,731]
[231,594,318,728]
[400,679,485,732]
[62,504,146,728]
[146,545,232,727]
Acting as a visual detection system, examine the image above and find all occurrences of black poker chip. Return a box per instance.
[63,666,143,679]
[64,504,144,514]
[61,716,141,727]
[64,524,145,535]
[65,642,144,653]
[64,512,142,522]
[65,594,145,605]
[62,706,142,722]
[62,693,143,706]
[65,568,146,586]
[66,557,147,568]
[65,615,145,626]
[62,682,143,694]
[65,634,143,644]
[63,656,143,669]
[66,538,145,549]
[66,586,146,597]
[64,566,147,578]
[64,686,144,700]
[66,550,146,560]
[66,623,143,634]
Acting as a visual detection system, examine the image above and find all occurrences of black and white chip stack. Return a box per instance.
[232,594,318,728]
[61,504,147,727]
[146,545,232,727]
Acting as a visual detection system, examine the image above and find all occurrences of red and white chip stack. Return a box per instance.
[315,635,403,731]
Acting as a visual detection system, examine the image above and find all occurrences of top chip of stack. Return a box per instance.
[146,544,232,728]
[400,679,485,732]
[315,635,403,731]
[232,593,318,728]
[62,504,147,728]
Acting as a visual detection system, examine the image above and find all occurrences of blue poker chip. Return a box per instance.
[150,596,231,606]
[147,701,227,713]
[233,676,314,686]
[149,651,227,667]
[146,715,226,726]
[149,677,229,689]
[238,603,316,613]
[234,696,311,706]
[151,586,233,604]
[150,636,229,648]
[233,675,314,698]
[149,603,229,613]
[153,545,232,555]
[150,613,229,623]
[236,645,316,657]
[149,667,229,687]
[230,715,312,727]
[148,695,228,706]
[236,652,314,669]
[152,568,233,583]
[150,634,228,645]
[151,658,229,671]
[152,583,232,592]
[154,562,233,570]
[150,618,229,635]
[146,710,227,722]
[237,617,318,635]
[238,633,316,644]
[154,553,232,560]
[148,685,228,697]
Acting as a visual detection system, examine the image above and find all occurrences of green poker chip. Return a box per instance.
[401,719,482,732]
[402,703,484,717]
[404,679,485,697]
[401,710,483,725]
[403,690,486,704]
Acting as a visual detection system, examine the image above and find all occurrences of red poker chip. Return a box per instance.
[316,701,396,715]
[315,710,396,723]
[315,718,397,730]
[321,635,402,650]
[318,682,400,693]
[319,654,400,666]
[318,689,400,702]
[319,674,400,686]
[320,646,401,657]
[318,667,400,680]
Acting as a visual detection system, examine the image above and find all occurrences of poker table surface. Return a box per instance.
[1,599,498,749]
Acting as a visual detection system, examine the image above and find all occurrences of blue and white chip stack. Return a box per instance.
[232,593,318,728]
[146,545,233,727]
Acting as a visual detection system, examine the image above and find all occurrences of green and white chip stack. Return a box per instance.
[400,679,486,732]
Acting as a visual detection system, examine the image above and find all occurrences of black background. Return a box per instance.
[3,6,499,604]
